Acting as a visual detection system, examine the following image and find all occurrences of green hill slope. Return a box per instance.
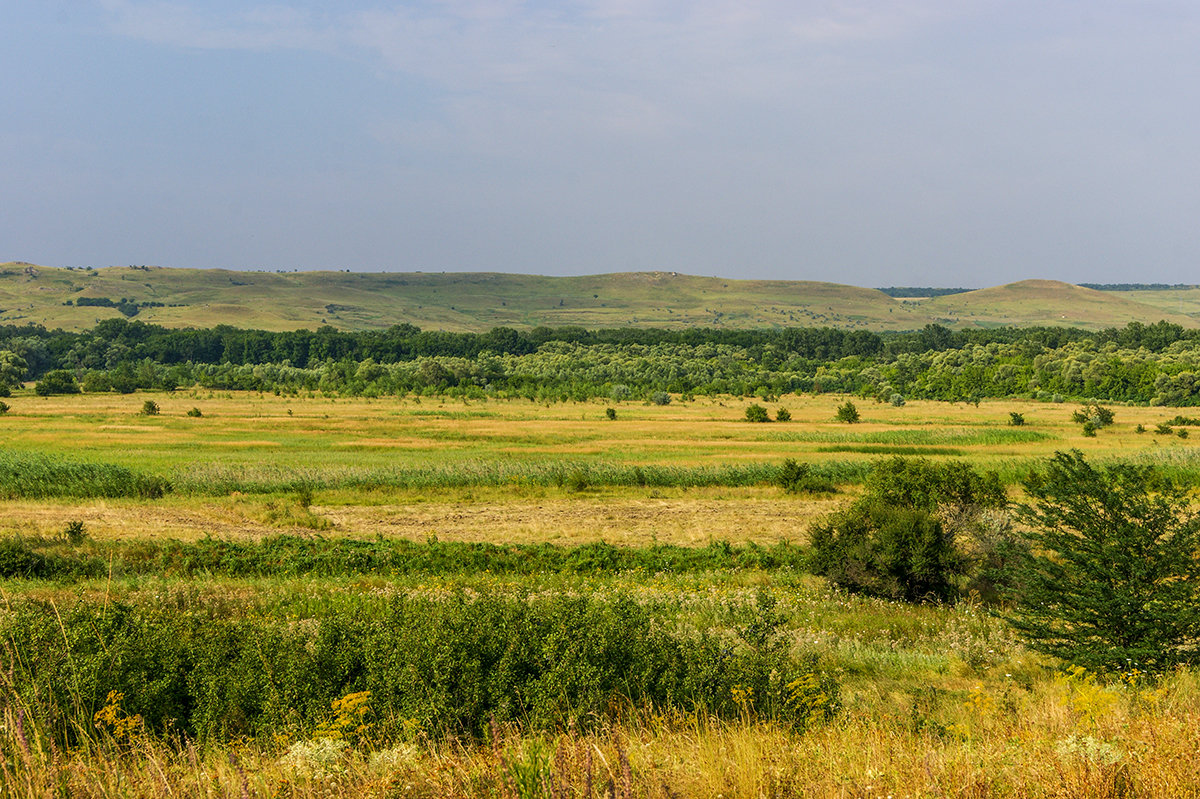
[1,263,1195,332]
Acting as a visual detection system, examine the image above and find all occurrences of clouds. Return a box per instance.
[3,1,1200,282]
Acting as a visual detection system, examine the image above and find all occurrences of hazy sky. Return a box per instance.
[4,1,1200,286]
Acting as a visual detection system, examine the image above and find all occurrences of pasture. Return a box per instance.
[1,390,1198,797]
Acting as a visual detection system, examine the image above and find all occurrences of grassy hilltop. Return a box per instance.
[2,262,1197,332]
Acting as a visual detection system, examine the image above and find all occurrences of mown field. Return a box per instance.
[2,390,1199,797]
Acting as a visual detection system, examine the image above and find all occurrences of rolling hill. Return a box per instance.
[0,263,1195,333]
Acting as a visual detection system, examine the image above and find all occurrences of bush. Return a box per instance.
[187,407,203,418]
[889,393,906,407]
[2,592,840,743]
[775,407,791,422]
[141,400,160,416]
[0,400,8,415]
[809,457,1008,603]
[605,407,616,420]
[63,520,88,545]
[1005,450,1200,673]
[650,391,672,406]
[1009,412,1025,426]
[745,404,770,423]
[835,401,860,424]
[777,460,836,494]
[1072,404,1114,433]
[809,502,960,603]
[34,370,81,396]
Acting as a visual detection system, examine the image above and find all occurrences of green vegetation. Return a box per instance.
[808,458,1009,603]
[0,535,809,582]
[1007,451,1200,673]
[4,590,838,744]
[835,401,860,423]
[745,403,770,423]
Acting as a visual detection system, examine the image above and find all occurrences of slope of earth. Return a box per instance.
[2,263,1197,332]
[916,279,1198,329]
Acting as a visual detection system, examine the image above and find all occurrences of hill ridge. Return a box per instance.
[1,262,1196,333]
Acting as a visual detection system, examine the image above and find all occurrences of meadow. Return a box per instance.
[2,389,1199,797]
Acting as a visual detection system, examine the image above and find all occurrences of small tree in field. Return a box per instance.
[745,404,770,423]
[835,401,860,424]
[1005,450,1200,673]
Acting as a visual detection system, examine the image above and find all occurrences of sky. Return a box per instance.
[3,1,1200,287]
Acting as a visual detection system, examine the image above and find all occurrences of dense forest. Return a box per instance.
[3,318,1200,405]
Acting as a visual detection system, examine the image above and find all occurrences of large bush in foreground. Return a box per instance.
[1005,450,1200,673]
[809,457,1009,603]
[3,592,838,744]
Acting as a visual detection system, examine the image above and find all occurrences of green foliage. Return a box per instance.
[649,391,672,406]
[34,369,80,396]
[776,460,836,494]
[0,452,170,499]
[187,406,203,418]
[775,407,791,422]
[2,591,839,743]
[863,457,1006,512]
[889,393,906,407]
[809,502,959,603]
[810,457,1007,603]
[0,349,27,388]
[1135,423,1146,433]
[1009,412,1025,426]
[745,404,770,423]
[141,399,160,416]
[1155,422,1174,435]
[605,407,616,420]
[835,401,860,424]
[63,520,89,545]
[0,400,8,415]
[1005,450,1200,673]
[1071,404,1114,433]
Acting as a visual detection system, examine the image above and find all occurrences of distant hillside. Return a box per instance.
[1,263,1196,332]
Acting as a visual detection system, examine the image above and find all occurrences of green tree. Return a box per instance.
[835,401,860,424]
[0,350,28,391]
[1005,450,1200,673]
[34,369,80,396]
[745,404,770,423]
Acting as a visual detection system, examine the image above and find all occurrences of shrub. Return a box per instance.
[1005,450,1200,673]
[835,401,860,424]
[187,407,203,418]
[650,391,672,406]
[1072,404,1114,433]
[1009,412,1025,426]
[1178,428,1189,439]
[1135,423,1146,433]
[774,407,791,422]
[777,460,836,494]
[63,520,89,545]
[2,592,840,742]
[809,502,960,603]
[1155,422,1173,435]
[809,457,1008,603]
[0,400,8,415]
[889,393,906,407]
[605,407,616,420]
[34,370,81,396]
[141,400,160,416]
[745,404,770,423]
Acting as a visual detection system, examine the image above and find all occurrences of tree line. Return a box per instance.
[4,319,1200,404]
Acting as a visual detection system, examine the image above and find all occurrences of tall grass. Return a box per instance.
[0,452,170,499]
[0,535,809,582]
[171,459,872,495]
